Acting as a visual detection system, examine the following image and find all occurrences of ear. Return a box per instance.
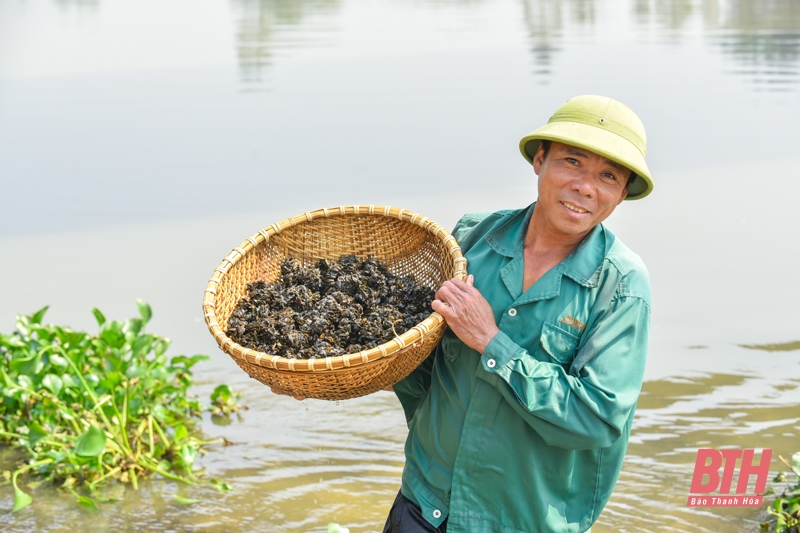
[532,143,546,175]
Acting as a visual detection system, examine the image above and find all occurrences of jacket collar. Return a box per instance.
[485,202,611,289]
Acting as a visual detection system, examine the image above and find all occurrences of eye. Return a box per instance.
[601,172,618,181]
[565,157,579,165]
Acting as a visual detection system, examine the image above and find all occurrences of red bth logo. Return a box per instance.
[687,448,771,507]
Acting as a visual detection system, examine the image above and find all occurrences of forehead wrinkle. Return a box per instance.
[564,147,590,159]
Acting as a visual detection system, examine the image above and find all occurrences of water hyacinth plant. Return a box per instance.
[0,301,241,512]
[761,452,800,532]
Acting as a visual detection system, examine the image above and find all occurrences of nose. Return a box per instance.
[570,170,595,197]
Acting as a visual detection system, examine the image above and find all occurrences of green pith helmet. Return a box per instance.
[519,95,654,200]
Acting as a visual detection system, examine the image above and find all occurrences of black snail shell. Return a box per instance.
[225,256,435,359]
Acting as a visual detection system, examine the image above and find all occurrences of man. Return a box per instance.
[384,95,653,533]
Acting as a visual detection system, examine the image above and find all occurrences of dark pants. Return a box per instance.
[383,491,448,533]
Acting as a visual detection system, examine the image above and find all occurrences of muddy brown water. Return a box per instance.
[1,0,800,531]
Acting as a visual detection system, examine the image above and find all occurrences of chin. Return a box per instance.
[555,218,592,235]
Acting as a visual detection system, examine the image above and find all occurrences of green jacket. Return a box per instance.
[393,203,651,533]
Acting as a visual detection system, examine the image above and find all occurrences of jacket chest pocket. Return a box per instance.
[441,329,466,362]
[539,322,580,365]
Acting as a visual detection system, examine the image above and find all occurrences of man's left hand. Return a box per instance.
[432,274,500,354]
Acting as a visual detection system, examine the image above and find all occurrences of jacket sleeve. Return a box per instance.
[392,350,435,426]
[476,294,650,450]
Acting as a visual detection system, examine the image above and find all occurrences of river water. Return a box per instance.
[1,0,799,531]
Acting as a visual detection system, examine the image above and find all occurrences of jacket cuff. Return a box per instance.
[480,330,528,372]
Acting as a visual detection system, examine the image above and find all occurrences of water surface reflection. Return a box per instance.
[520,0,800,89]
[635,0,800,90]
[53,0,100,11]
[232,0,342,83]
[520,0,586,78]
[226,0,800,88]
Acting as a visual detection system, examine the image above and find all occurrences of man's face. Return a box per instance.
[532,141,631,238]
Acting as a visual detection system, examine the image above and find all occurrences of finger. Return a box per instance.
[434,285,449,301]
[440,282,475,307]
[432,299,454,316]
[435,279,455,298]
[438,280,482,313]
[450,277,483,300]
[448,277,474,292]
[436,283,463,305]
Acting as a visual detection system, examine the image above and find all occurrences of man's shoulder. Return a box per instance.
[602,230,651,303]
[451,208,521,244]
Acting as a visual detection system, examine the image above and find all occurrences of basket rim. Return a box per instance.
[203,204,467,373]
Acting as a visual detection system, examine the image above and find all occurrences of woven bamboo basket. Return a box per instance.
[203,205,467,400]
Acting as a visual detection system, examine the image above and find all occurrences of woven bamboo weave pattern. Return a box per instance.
[203,205,467,400]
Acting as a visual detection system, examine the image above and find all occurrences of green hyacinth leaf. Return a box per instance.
[48,353,68,369]
[210,478,233,493]
[179,444,198,468]
[171,354,210,370]
[66,487,99,512]
[12,471,32,513]
[28,421,48,446]
[17,374,34,390]
[42,374,63,397]
[75,426,106,457]
[76,494,99,512]
[136,299,152,326]
[12,485,32,513]
[173,424,188,444]
[210,384,232,403]
[90,308,106,327]
[173,494,200,505]
[31,306,49,325]
[100,329,126,349]
[61,374,80,390]
[10,353,43,377]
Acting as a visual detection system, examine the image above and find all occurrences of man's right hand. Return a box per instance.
[432,274,500,354]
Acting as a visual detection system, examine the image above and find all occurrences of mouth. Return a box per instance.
[560,201,590,214]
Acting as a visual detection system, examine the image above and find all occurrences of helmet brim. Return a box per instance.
[519,121,654,200]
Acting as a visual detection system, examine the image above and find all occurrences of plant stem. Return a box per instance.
[13,458,55,480]
[121,382,132,452]
[88,466,121,492]
[150,417,170,449]
[137,457,193,485]
[148,415,155,456]
[192,438,226,446]
[59,410,84,436]
[108,398,132,456]
[46,346,112,425]
[129,467,138,491]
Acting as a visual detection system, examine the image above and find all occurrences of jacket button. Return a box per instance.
[508,308,517,316]
[487,359,496,368]
[433,509,442,518]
